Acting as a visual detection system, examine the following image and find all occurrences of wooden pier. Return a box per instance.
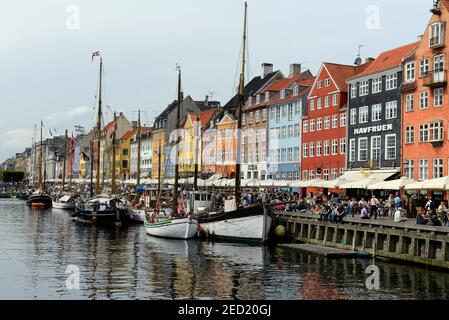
[273,211,449,270]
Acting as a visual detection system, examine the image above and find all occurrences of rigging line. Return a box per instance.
[245,9,252,81]
[231,33,243,100]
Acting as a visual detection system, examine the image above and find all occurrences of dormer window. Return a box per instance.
[293,85,299,96]
[280,89,286,99]
[256,94,261,104]
[248,96,253,105]
[430,22,445,48]
[265,92,270,102]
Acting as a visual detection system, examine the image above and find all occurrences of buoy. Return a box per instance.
[274,225,286,238]
[92,216,97,223]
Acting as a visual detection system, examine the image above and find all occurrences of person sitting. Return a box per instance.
[416,210,429,225]
[319,205,331,222]
[394,208,407,223]
[360,205,369,219]
[429,210,442,226]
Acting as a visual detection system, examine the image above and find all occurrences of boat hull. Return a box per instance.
[74,207,127,226]
[126,209,145,224]
[198,205,272,243]
[52,201,75,210]
[144,217,198,240]
[26,194,53,209]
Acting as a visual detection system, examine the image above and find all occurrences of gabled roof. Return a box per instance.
[323,63,363,92]
[348,42,419,81]
[121,128,139,141]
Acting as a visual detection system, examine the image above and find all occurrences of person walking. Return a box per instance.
[370,195,380,220]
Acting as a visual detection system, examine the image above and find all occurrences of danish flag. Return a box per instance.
[91,51,101,62]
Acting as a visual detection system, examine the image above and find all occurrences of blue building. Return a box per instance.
[267,77,314,181]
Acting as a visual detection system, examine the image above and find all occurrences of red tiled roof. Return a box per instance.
[121,128,139,140]
[297,77,316,87]
[198,109,216,126]
[442,0,449,12]
[323,63,363,92]
[264,72,306,92]
[348,42,419,80]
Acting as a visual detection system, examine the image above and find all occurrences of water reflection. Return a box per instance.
[0,199,449,300]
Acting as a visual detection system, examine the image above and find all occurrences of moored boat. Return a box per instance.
[74,195,128,226]
[27,193,53,209]
[52,194,76,210]
[144,214,198,240]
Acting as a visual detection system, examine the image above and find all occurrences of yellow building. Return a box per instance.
[151,129,165,179]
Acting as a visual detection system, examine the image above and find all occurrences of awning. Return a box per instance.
[404,176,449,191]
[367,177,416,190]
[338,170,399,189]
[242,178,260,187]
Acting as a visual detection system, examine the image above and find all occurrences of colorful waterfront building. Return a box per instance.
[267,74,314,181]
[402,0,449,195]
[301,62,370,191]
[347,43,418,180]
[215,113,238,178]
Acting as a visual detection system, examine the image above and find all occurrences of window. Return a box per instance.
[269,108,275,120]
[406,94,415,112]
[331,115,338,128]
[287,148,293,162]
[434,54,445,74]
[242,114,246,125]
[350,109,357,125]
[288,125,294,138]
[309,142,315,157]
[262,109,267,121]
[288,104,293,120]
[324,116,330,129]
[339,168,345,177]
[281,148,287,162]
[316,118,322,130]
[359,106,368,123]
[281,126,287,139]
[331,168,338,180]
[302,171,308,180]
[430,21,445,47]
[405,62,415,82]
[371,104,382,122]
[420,59,429,77]
[351,84,357,98]
[310,120,315,131]
[323,169,329,181]
[385,101,397,119]
[340,138,346,154]
[386,74,397,90]
[420,92,429,109]
[434,88,443,107]
[310,99,315,110]
[255,110,260,123]
[318,80,323,88]
[317,98,322,109]
[309,170,315,180]
[324,79,330,87]
[340,113,347,127]
[325,96,330,108]
[303,120,308,132]
[331,139,338,155]
[433,158,444,178]
[385,134,396,160]
[294,124,300,137]
[419,159,429,181]
[359,81,369,96]
[372,77,382,93]
[405,126,415,144]
[294,147,300,162]
[293,86,299,96]
[276,106,281,122]
[280,89,286,100]
[371,136,381,161]
[123,149,129,156]
[256,94,261,104]
[349,139,356,162]
[248,112,253,124]
[332,93,338,106]
[295,101,301,114]
[303,143,308,158]
[281,105,287,118]
[317,141,322,156]
[419,124,429,142]
[265,92,270,102]
[324,140,330,156]
[404,160,415,180]
[429,121,444,141]
[358,137,368,161]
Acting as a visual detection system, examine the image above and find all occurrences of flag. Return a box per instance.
[70,133,75,151]
[91,51,101,62]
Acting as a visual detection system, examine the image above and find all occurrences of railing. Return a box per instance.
[422,69,447,88]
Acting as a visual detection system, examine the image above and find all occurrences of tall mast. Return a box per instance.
[33,124,37,186]
[95,58,103,194]
[62,129,68,192]
[173,65,182,213]
[111,112,117,195]
[39,121,43,190]
[157,143,162,203]
[137,109,142,186]
[90,136,94,197]
[193,114,200,191]
[234,1,247,203]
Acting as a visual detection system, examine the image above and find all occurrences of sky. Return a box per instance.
[0,0,431,161]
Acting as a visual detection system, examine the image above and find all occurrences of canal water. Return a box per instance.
[1,198,449,300]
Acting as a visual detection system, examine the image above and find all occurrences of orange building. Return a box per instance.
[215,113,237,178]
[402,0,449,194]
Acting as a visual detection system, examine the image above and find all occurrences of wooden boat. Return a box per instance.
[144,215,198,240]
[52,194,76,210]
[27,193,53,209]
[74,195,128,225]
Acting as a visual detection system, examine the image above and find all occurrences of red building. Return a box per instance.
[301,62,371,193]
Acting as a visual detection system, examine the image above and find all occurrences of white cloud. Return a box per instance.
[0,128,32,154]
[44,106,90,125]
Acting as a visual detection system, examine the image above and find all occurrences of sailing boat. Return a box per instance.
[195,2,272,243]
[144,66,198,239]
[74,55,128,225]
[53,129,76,210]
[26,120,53,209]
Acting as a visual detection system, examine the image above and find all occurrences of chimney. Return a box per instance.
[204,95,209,107]
[289,64,302,77]
[418,34,423,40]
[131,121,138,128]
[365,57,375,63]
[261,63,273,79]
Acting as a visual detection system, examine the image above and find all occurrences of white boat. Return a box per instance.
[52,195,76,210]
[144,214,198,240]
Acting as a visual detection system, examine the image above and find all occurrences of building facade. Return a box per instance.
[347,43,418,174]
